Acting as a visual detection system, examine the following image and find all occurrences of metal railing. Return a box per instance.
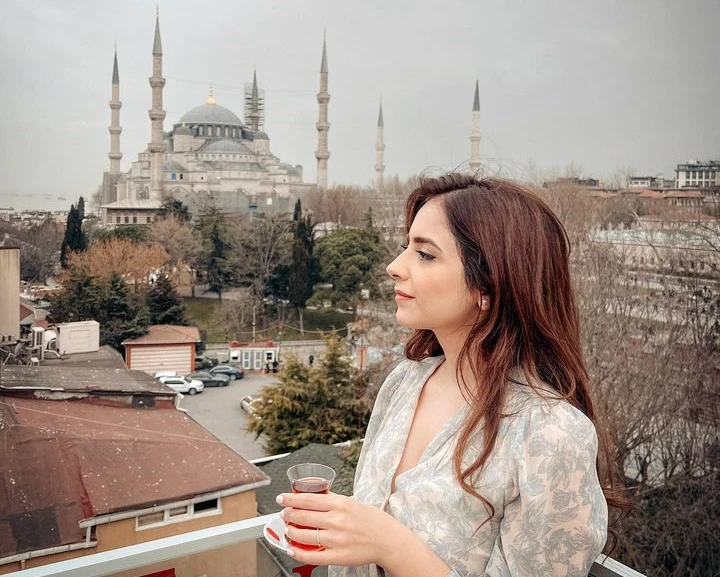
[6,513,644,577]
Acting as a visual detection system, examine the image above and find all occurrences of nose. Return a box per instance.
[386,251,405,280]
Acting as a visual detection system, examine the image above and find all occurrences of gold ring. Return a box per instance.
[316,527,321,547]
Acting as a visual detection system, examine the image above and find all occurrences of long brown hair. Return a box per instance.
[403,174,626,528]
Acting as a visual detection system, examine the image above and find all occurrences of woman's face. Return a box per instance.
[386,197,481,335]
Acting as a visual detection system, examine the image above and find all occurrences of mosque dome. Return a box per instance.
[254,130,269,140]
[201,139,252,154]
[178,101,244,126]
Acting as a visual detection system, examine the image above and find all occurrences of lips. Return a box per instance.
[394,289,413,299]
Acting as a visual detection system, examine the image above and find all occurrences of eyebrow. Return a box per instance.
[410,235,443,252]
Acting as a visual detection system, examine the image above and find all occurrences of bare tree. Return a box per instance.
[148,215,204,292]
[64,238,169,292]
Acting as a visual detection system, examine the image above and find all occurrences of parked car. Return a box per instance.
[187,371,230,387]
[158,375,204,395]
[194,355,215,370]
[209,364,244,380]
[240,395,261,416]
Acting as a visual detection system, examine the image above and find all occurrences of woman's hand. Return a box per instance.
[277,491,409,568]
[277,491,398,567]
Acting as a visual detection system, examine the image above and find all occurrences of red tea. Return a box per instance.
[288,476,331,550]
[291,476,331,494]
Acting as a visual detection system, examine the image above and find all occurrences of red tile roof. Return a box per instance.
[0,398,268,556]
[122,324,201,345]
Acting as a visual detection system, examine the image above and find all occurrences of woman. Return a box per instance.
[277,174,623,576]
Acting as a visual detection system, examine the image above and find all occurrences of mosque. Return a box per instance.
[99,15,328,226]
[99,14,482,227]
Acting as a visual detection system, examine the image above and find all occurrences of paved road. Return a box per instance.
[179,371,278,461]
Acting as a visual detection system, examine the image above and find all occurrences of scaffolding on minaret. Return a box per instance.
[244,70,265,132]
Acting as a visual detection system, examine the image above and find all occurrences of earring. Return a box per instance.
[480,297,489,310]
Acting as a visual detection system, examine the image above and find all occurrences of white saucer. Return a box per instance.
[263,514,292,555]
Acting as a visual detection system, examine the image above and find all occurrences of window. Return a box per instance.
[179,173,183,180]
[133,216,137,224]
[135,498,221,530]
[168,505,189,518]
[171,172,176,180]
[194,498,218,513]
[146,216,152,223]
[124,216,129,224]
[137,512,164,527]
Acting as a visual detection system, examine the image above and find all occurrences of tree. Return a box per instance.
[544,183,720,576]
[195,207,239,300]
[247,335,372,454]
[93,225,148,244]
[206,220,234,300]
[157,197,191,222]
[288,200,320,335]
[236,214,293,305]
[97,273,149,350]
[60,199,88,268]
[0,219,64,282]
[46,270,149,351]
[64,237,168,292]
[47,270,105,323]
[149,215,204,292]
[313,227,384,309]
[147,273,186,325]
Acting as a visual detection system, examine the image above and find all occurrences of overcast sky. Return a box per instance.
[1,0,718,212]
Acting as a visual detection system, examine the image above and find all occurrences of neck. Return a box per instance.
[433,324,475,387]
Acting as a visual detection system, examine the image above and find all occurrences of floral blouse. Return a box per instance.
[329,357,607,577]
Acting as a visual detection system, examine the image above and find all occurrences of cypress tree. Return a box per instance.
[288,209,319,335]
[60,198,88,268]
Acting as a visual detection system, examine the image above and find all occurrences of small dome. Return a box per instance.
[254,131,269,140]
[201,139,251,154]
[174,124,192,135]
[178,102,244,126]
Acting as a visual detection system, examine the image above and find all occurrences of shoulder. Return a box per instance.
[504,380,599,456]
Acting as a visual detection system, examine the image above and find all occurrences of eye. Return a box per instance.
[417,250,435,261]
[400,243,409,250]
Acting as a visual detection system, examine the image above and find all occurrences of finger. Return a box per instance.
[282,508,329,530]
[289,545,331,565]
[285,525,331,550]
[276,491,337,511]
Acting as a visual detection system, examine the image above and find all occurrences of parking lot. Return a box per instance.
[178,370,278,461]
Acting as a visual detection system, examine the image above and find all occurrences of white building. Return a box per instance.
[100,15,317,226]
[675,160,720,188]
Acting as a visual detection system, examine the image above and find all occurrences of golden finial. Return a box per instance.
[155,4,159,17]
[206,84,216,105]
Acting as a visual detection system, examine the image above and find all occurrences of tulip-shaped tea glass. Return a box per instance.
[285,463,336,551]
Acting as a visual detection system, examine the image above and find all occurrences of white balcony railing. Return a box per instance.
[6,513,645,577]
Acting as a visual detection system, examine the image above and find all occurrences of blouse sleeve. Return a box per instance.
[485,401,608,577]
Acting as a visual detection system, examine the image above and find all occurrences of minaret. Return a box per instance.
[148,11,166,201]
[468,79,481,174]
[247,69,261,132]
[375,101,385,192]
[108,47,122,174]
[315,33,330,189]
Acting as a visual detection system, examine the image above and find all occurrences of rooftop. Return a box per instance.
[122,324,200,346]
[0,396,269,557]
[0,365,172,395]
